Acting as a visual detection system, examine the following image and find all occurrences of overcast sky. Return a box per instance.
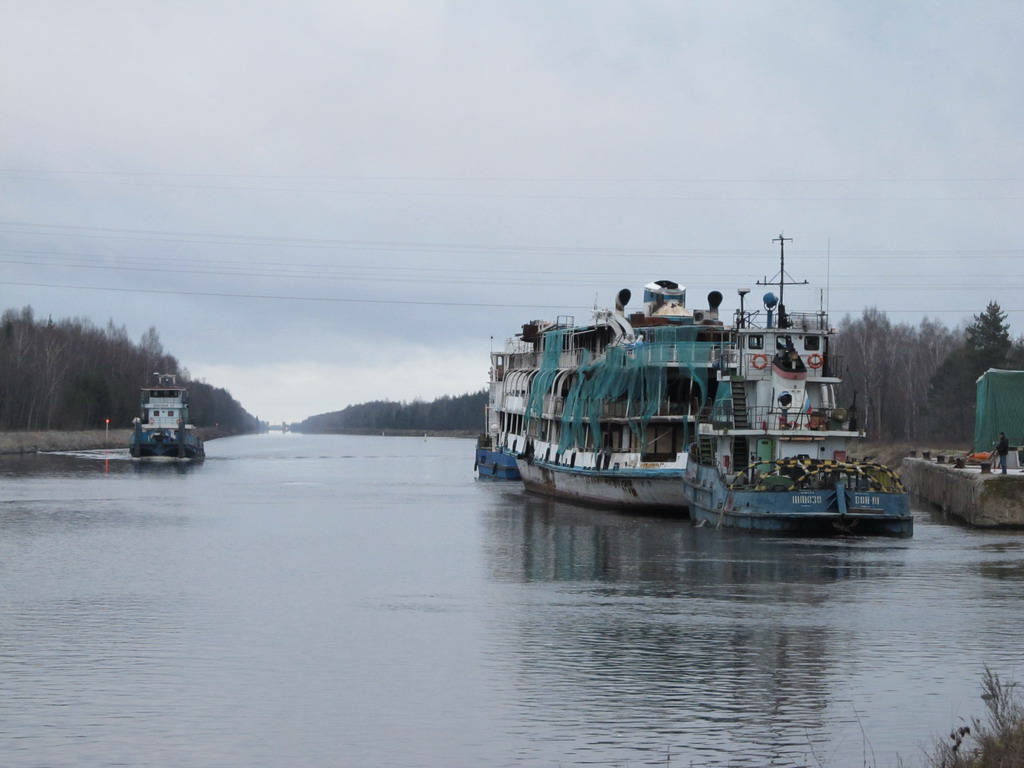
[2,1,1022,423]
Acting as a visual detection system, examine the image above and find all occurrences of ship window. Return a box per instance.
[804,336,821,351]
[747,335,764,350]
[776,335,793,351]
[649,426,674,454]
[168,410,175,417]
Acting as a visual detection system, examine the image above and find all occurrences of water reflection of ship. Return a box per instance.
[484,492,897,588]
[480,494,909,765]
[131,459,202,475]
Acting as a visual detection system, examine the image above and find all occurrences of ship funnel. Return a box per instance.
[615,288,631,314]
[707,290,723,320]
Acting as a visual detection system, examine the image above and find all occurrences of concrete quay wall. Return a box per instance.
[901,457,1024,528]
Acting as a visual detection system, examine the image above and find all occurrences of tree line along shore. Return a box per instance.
[5,299,1022,449]
[0,307,258,435]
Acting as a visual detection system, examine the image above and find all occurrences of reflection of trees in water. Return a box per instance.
[480,493,906,765]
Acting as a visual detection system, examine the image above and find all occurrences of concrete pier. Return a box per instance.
[901,457,1024,528]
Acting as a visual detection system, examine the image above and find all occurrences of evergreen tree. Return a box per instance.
[926,302,1012,443]
[965,302,1011,373]
[926,346,977,443]
[1006,335,1024,369]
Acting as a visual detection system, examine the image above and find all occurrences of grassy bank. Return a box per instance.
[929,668,1024,768]
[0,427,238,454]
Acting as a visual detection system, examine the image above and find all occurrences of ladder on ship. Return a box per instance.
[698,435,715,464]
[731,381,749,429]
[732,436,749,474]
[731,383,750,474]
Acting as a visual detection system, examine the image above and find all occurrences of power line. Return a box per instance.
[3,255,1020,292]
[3,174,1024,201]
[3,169,1024,183]
[3,249,1021,289]
[2,220,1023,259]
[1,278,1020,314]
[0,279,586,309]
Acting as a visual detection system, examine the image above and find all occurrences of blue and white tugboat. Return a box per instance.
[129,373,205,460]
[681,237,912,536]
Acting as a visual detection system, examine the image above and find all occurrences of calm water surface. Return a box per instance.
[1,433,1022,767]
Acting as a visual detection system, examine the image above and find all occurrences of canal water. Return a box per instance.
[1,433,1022,768]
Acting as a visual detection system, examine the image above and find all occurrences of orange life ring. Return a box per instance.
[752,353,769,370]
[807,353,823,369]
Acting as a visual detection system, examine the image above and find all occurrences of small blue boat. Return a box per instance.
[475,440,521,480]
[475,361,521,480]
[129,374,205,461]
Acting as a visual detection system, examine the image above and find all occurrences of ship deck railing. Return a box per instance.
[539,394,692,420]
[721,350,843,378]
[708,404,851,432]
[600,399,691,419]
[733,309,830,332]
[509,344,718,373]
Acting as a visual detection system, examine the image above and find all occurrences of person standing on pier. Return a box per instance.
[996,432,1010,474]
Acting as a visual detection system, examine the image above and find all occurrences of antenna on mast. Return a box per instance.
[826,238,831,315]
[757,233,807,329]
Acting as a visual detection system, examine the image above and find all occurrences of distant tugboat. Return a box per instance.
[129,373,205,460]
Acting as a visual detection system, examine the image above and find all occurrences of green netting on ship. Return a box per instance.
[525,326,717,456]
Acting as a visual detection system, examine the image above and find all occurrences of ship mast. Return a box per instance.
[758,233,808,327]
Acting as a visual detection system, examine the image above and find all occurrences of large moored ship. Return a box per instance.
[492,280,727,512]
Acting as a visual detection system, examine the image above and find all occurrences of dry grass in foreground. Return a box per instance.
[928,667,1024,768]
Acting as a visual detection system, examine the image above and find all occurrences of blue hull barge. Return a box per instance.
[681,236,912,537]
[129,373,205,461]
[685,459,911,536]
[474,442,521,480]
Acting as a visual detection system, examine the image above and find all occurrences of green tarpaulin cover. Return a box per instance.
[974,369,1024,452]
